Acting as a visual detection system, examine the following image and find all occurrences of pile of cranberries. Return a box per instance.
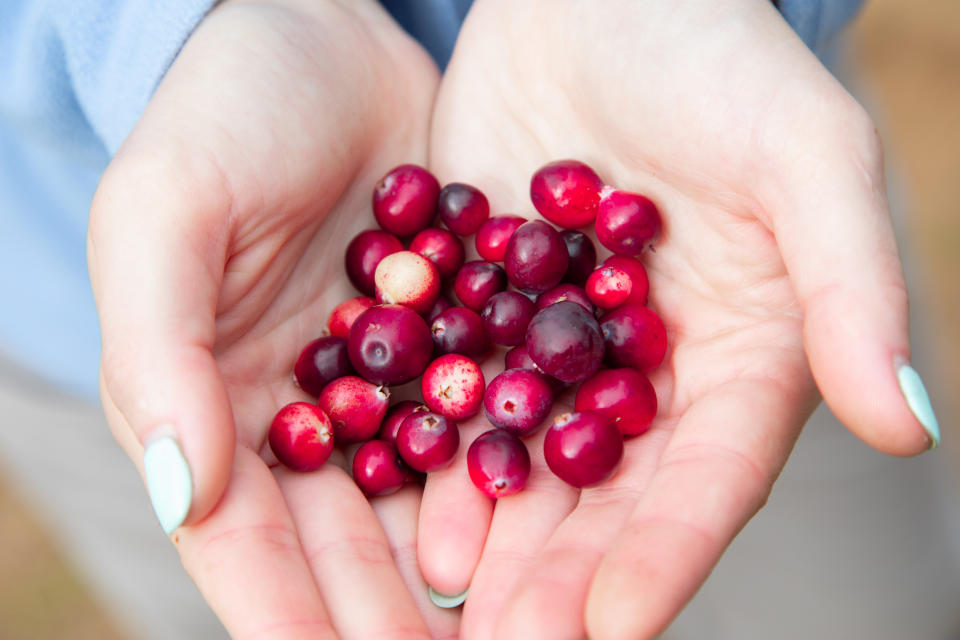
[269,160,665,499]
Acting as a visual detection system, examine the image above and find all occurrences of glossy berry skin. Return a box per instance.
[467,430,531,498]
[560,229,597,286]
[481,291,537,347]
[525,301,604,383]
[431,306,491,360]
[530,160,605,229]
[544,411,623,488]
[438,183,490,236]
[483,368,554,437]
[409,227,465,281]
[372,164,440,237]
[575,368,657,437]
[595,188,662,254]
[379,401,425,444]
[327,296,376,338]
[504,220,569,294]
[586,266,632,310]
[348,304,434,385]
[318,376,390,444]
[374,251,441,314]
[535,283,595,315]
[425,295,454,324]
[352,440,408,497]
[453,260,508,311]
[269,402,334,472]
[504,345,567,396]
[396,411,460,472]
[603,255,649,306]
[475,215,526,262]
[293,336,355,397]
[422,354,485,420]
[600,304,667,372]
[345,230,403,296]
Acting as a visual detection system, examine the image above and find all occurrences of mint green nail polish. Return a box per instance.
[144,435,193,534]
[428,585,468,608]
[896,364,940,449]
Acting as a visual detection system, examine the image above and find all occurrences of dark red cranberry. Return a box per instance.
[327,296,377,338]
[317,376,390,444]
[372,164,440,237]
[595,188,662,254]
[425,295,454,324]
[483,368,554,437]
[575,368,657,437]
[586,266,632,310]
[409,227,465,281]
[504,220,569,294]
[396,411,460,472]
[352,440,408,497]
[475,215,526,262]
[599,304,667,372]
[544,411,623,488]
[535,283,595,314]
[503,345,567,396]
[431,306,491,360]
[453,260,508,311]
[438,183,490,236]
[422,354,485,420]
[561,229,597,286]
[530,160,604,229]
[467,430,531,498]
[269,402,335,472]
[293,336,354,397]
[481,291,537,347]
[348,304,433,385]
[379,401,426,444]
[603,255,649,306]
[525,301,604,383]
[345,230,403,296]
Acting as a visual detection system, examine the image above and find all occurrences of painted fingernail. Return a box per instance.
[896,363,940,449]
[144,435,193,534]
[428,585,469,608]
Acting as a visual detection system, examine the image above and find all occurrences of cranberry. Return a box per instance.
[475,215,526,262]
[575,368,657,437]
[561,229,597,286]
[530,160,604,229]
[586,265,632,310]
[396,411,460,472]
[535,283,595,314]
[293,336,354,397]
[595,188,662,254]
[409,227,465,281]
[425,295,454,324]
[525,301,604,383]
[599,304,667,372]
[379,400,426,444]
[504,220,569,294]
[372,164,440,237]
[544,411,623,488]
[327,296,376,338]
[422,354,485,420]
[453,260,507,311]
[467,430,531,498]
[431,306,491,360]
[317,376,390,444]
[504,345,567,396]
[345,230,403,296]
[483,368,554,437]
[348,304,433,385]
[352,440,408,497]
[374,250,441,314]
[481,291,536,347]
[269,402,334,472]
[438,183,490,236]
[603,255,649,306]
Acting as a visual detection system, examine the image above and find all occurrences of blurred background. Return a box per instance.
[0,0,957,637]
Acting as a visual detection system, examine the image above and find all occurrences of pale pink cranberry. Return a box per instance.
[345,230,403,296]
[431,306,491,360]
[525,301,604,383]
[425,295,454,324]
[409,227,465,281]
[372,164,440,237]
[475,215,526,262]
[438,183,490,236]
[396,411,460,472]
[422,354,485,420]
[535,283,595,314]
[595,188,662,254]
[504,345,567,396]
[318,376,390,444]
[603,255,649,306]
[575,368,657,437]
[374,250,441,314]
[599,304,667,372]
[379,401,426,444]
[481,291,537,347]
[327,296,376,338]
[348,304,433,385]
[586,266,632,310]
[269,402,334,472]
[561,229,597,286]
[504,220,569,294]
[453,260,507,311]
[483,368,554,437]
[293,336,354,397]
[544,411,623,488]
[352,440,408,497]
[467,430,531,498]
[530,160,604,228]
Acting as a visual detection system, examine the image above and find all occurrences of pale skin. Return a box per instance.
[88,0,932,639]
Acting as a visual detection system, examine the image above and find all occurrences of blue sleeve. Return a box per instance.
[776,0,867,54]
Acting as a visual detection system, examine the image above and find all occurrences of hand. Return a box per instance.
[88,1,458,637]
[420,1,933,638]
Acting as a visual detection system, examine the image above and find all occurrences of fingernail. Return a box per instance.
[896,363,940,449]
[428,585,469,608]
[144,435,193,534]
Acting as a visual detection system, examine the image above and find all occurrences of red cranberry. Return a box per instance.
[430,306,491,360]
[293,336,354,397]
[374,250,441,314]
[544,411,623,488]
[327,296,376,338]
[269,402,334,472]
[438,183,490,236]
[317,376,390,444]
[467,430,531,498]
[396,411,460,472]
[409,227,465,281]
[379,400,426,444]
[586,266,632,310]
[352,440,408,497]
[425,295,454,324]
[599,304,667,372]
[453,260,507,311]
[561,229,597,286]
[603,255,649,306]
[525,301,604,383]
[422,354,485,420]
[345,229,403,296]
[483,368,554,437]
[475,215,526,262]
[530,160,604,229]
[535,283,595,314]
[503,345,567,396]
[481,291,537,347]
[504,220,569,294]
[372,164,440,237]
[575,368,657,437]
[595,188,662,254]
[348,304,433,385]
